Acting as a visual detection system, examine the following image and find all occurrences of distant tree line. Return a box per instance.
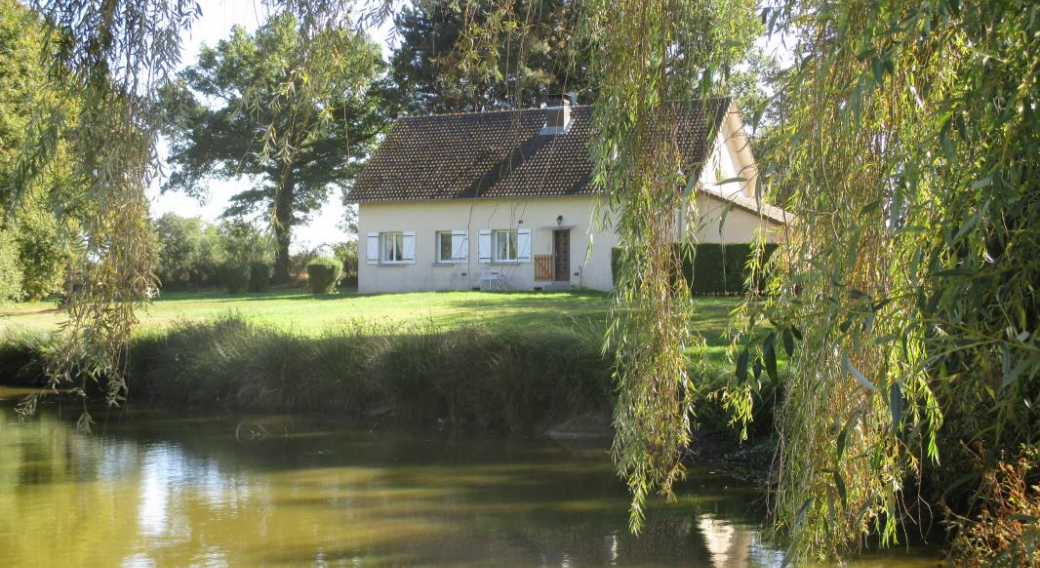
[153,213,357,292]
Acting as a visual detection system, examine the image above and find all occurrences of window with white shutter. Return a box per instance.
[453,230,469,261]
[366,233,379,265]
[436,230,469,263]
[477,230,492,263]
[517,228,532,262]
[402,231,416,264]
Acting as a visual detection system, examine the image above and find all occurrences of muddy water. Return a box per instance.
[0,388,938,567]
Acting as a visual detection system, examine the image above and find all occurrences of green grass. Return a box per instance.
[0,288,740,343]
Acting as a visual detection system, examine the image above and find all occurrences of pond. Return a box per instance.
[0,387,938,567]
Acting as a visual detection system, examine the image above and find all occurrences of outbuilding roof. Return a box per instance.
[347,98,731,203]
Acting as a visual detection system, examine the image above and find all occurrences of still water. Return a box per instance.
[0,387,938,567]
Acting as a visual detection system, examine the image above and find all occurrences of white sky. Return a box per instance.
[149,0,396,251]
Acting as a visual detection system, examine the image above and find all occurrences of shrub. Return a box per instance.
[218,262,250,294]
[248,262,271,292]
[306,257,342,294]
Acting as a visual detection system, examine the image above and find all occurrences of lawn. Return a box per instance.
[0,288,740,344]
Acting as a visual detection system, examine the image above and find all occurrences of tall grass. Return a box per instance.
[0,329,50,387]
[1,314,752,435]
[120,316,614,432]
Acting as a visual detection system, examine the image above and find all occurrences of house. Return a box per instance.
[347,95,788,293]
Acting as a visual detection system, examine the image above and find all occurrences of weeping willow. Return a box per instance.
[726,0,1040,561]
[577,0,758,532]
[11,0,394,420]
[13,0,195,418]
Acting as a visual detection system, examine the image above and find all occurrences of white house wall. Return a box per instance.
[358,196,620,293]
[691,193,784,244]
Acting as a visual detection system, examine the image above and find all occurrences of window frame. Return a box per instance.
[435,231,461,263]
[492,229,518,263]
[381,231,406,264]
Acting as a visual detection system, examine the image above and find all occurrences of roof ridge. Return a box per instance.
[395,97,730,121]
[396,105,590,120]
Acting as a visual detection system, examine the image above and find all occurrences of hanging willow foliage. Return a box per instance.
[455,0,756,532]
[725,0,1040,561]
[12,0,198,419]
[578,0,757,532]
[10,0,395,421]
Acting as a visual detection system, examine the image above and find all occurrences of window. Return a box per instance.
[382,232,405,263]
[434,231,455,263]
[493,229,518,262]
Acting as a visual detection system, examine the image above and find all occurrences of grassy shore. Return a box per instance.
[0,288,622,334]
[0,289,744,431]
[0,288,740,360]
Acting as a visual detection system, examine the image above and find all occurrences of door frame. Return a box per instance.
[552,229,571,282]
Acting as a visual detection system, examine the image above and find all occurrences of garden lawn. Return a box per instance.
[0,288,739,362]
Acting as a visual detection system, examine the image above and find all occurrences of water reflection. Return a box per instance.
[0,395,936,567]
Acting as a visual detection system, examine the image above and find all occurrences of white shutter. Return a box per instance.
[517,228,532,262]
[452,230,468,261]
[402,231,416,263]
[366,232,379,265]
[477,229,492,263]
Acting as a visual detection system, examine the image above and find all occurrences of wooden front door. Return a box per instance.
[553,229,570,282]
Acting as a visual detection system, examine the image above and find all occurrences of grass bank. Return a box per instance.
[0,290,745,432]
[134,317,617,431]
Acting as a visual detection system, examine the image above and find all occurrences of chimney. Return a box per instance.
[543,93,573,133]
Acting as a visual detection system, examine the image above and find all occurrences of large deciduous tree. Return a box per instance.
[384,0,593,114]
[0,0,85,302]
[163,13,386,283]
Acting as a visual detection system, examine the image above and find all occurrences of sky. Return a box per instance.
[149,0,396,251]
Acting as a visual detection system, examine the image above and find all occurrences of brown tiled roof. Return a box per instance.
[347,98,731,203]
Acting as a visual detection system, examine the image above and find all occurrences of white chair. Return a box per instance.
[480,271,508,291]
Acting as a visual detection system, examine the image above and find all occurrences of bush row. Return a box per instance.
[612,243,778,295]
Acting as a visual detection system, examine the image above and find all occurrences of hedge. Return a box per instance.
[306,257,342,294]
[218,262,250,294]
[611,243,778,295]
[248,262,271,293]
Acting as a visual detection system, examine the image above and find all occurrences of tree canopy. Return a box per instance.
[0,0,85,301]
[162,13,386,282]
[384,0,593,114]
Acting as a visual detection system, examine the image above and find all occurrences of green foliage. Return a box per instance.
[720,0,1040,562]
[13,214,67,301]
[154,213,224,288]
[217,263,249,294]
[306,257,343,295]
[384,0,594,114]
[0,230,23,303]
[568,0,760,532]
[218,220,273,267]
[163,13,386,283]
[332,241,358,285]
[612,244,778,295]
[0,0,83,303]
[248,262,271,293]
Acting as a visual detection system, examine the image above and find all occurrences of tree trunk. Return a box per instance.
[272,174,294,285]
